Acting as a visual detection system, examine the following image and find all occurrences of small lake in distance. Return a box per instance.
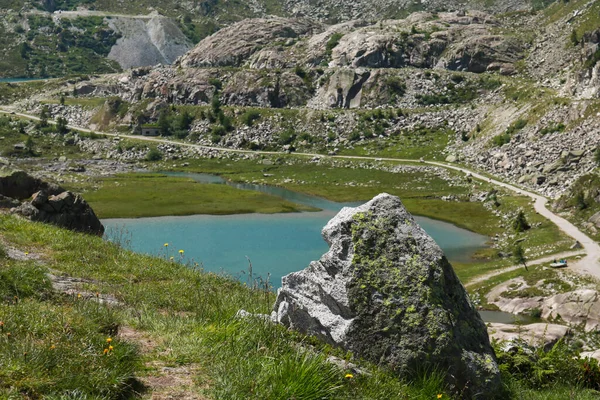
[103,172,489,289]
[0,78,43,83]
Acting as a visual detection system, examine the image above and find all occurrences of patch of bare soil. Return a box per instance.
[118,326,209,400]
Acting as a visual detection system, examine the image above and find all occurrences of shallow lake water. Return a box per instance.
[103,171,489,289]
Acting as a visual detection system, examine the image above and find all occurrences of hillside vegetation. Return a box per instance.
[1,212,600,399]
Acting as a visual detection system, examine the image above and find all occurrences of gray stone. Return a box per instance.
[487,323,571,350]
[274,193,500,396]
[588,211,600,228]
[0,169,64,200]
[12,190,104,236]
[0,194,20,208]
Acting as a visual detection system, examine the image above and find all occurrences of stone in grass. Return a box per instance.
[274,193,500,397]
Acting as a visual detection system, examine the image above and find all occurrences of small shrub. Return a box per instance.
[278,129,296,145]
[56,116,69,134]
[386,76,406,98]
[539,122,565,136]
[512,210,530,232]
[240,110,261,127]
[575,191,588,210]
[506,119,527,134]
[209,78,222,91]
[570,29,579,46]
[492,133,511,147]
[349,131,361,142]
[325,33,343,56]
[294,65,307,79]
[594,147,600,166]
[529,308,542,318]
[450,74,464,83]
[145,148,162,161]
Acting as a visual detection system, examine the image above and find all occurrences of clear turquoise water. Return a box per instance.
[0,78,37,82]
[103,172,489,288]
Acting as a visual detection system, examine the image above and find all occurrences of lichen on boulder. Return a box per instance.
[274,193,500,397]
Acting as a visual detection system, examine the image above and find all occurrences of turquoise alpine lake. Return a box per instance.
[103,171,489,289]
[0,78,43,82]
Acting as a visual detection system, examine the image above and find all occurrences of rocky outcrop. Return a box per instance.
[274,193,500,396]
[12,190,104,236]
[107,15,193,69]
[488,279,600,332]
[178,17,322,68]
[176,12,521,73]
[487,323,571,350]
[0,169,103,236]
[281,0,530,23]
[0,168,64,200]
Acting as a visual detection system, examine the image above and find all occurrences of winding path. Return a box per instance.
[2,108,599,281]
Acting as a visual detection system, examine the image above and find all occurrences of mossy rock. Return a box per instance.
[275,193,501,398]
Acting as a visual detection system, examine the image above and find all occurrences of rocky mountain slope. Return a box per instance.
[5,0,600,239]
[0,0,551,77]
[106,14,192,69]
[0,8,192,77]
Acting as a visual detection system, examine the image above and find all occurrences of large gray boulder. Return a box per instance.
[274,193,500,397]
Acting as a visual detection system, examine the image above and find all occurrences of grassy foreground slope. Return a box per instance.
[1,213,600,399]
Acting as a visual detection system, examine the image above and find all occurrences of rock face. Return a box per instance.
[12,190,104,236]
[0,169,64,200]
[107,15,193,69]
[0,169,104,236]
[488,279,600,332]
[178,17,322,68]
[487,323,571,350]
[274,193,500,396]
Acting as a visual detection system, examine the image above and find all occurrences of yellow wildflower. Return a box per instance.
[178,249,184,255]
[437,395,443,399]
[164,243,169,247]
[77,293,82,299]
[345,373,353,379]
[103,348,109,355]
[169,256,174,260]
[106,337,112,343]
[109,345,114,351]
[50,345,56,350]
[24,252,29,256]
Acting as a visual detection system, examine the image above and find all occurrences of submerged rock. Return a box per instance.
[274,193,500,396]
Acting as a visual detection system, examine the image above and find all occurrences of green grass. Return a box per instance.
[0,203,598,398]
[76,173,318,218]
[0,116,90,159]
[0,256,140,398]
[43,96,108,109]
[0,212,455,399]
[338,125,453,160]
